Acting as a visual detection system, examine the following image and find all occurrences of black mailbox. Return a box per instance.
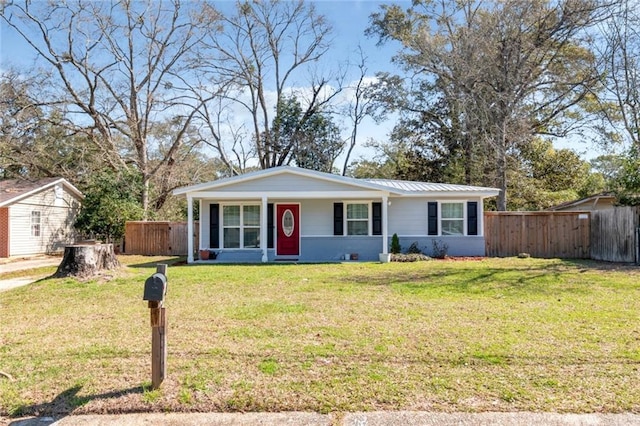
[143,273,167,301]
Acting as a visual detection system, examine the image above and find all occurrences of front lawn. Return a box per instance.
[1,256,639,416]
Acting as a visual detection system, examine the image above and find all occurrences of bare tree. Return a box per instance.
[197,0,344,171]
[593,0,640,150]
[0,69,103,182]
[2,0,221,216]
[341,46,376,176]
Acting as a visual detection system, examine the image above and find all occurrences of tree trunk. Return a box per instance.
[496,120,508,211]
[54,243,120,279]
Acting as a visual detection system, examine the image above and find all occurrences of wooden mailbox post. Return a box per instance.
[143,264,168,390]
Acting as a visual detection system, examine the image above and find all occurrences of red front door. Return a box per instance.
[277,204,299,256]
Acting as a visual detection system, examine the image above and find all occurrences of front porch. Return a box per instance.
[185,195,390,264]
[194,236,386,263]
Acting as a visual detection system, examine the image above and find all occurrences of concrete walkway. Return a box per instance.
[0,256,61,292]
[5,412,640,426]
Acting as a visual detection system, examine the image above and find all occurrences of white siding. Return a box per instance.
[387,197,482,236]
[387,198,429,235]
[9,186,81,256]
[300,199,333,235]
[214,174,365,193]
[200,196,485,250]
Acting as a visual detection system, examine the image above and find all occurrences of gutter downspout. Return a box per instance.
[382,195,389,254]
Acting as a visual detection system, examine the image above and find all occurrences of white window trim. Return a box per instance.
[439,201,466,236]
[221,203,261,249]
[343,201,372,236]
[31,210,41,237]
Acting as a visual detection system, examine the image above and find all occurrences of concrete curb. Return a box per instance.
[5,412,640,426]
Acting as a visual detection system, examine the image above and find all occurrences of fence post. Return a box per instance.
[636,227,640,265]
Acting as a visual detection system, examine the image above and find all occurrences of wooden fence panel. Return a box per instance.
[125,222,169,255]
[485,211,590,258]
[124,221,199,256]
[590,206,639,263]
[168,222,188,255]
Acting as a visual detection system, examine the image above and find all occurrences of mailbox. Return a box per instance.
[143,273,167,301]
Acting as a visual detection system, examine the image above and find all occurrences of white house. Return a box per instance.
[0,177,83,258]
[173,166,500,263]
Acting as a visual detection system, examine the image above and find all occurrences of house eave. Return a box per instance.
[187,190,391,200]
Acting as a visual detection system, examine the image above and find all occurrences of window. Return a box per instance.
[31,211,41,237]
[222,204,260,248]
[243,205,260,248]
[441,202,464,235]
[346,203,369,235]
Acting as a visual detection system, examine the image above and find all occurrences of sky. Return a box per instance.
[0,0,407,167]
[0,0,600,165]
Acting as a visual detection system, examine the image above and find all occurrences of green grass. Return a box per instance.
[1,256,639,416]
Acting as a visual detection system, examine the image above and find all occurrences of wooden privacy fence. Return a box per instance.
[484,211,591,259]
[124,221,198,256]
[590,206,639,263]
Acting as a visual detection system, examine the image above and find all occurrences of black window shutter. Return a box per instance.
[333,202,344,236]
[467,201,478,236]
[210,203,220,248]
[427,202,438,236]
[267,203,274,248]
[372,202,382,235]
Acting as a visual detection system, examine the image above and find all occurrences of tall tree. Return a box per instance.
[591,1,640,204]
[268,96,343,172]
[2,0,220,216]
[341,47,377,176]
[196,0,343,172]
[508,139,594,210]
[365,72,479,184]
[0,71,44,178]
[368,0,606,210]
[0,70,102,182]
[593,0,640,151]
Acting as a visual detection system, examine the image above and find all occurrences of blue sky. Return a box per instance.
[0,1,404,73]
[0,1,601,163]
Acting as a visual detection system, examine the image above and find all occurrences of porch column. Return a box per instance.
[199,199,203,249]
[382,195,389,254]
[478,198,484,237]
[187,194,194,263]
[261,195,268,262]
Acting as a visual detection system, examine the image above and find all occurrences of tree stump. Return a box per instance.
[54,243,120,279]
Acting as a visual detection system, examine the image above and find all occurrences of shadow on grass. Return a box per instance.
[9,384,144,422]
[125,257,185,269]
[561,258,639,272]
[341,260,616,296]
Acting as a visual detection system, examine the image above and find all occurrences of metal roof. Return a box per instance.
[365,179,500,194]
[173,166,500,198]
